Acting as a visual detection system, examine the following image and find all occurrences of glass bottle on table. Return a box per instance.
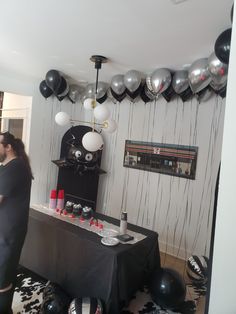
[120,211,127,235]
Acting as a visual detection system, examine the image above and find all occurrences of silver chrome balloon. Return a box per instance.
[146,75,156,94]
[68,84,85,103]
[85,82,108,99]
[124,70,142,93]
[111,74,126,95]
[172,70,189,94]
[150,68,172,95]
[208,52,228,85]
[188,58,211,94]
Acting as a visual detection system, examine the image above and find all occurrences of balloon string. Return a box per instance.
[136,101,149,224]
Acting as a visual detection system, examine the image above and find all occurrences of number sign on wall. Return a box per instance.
[123,140,198,180]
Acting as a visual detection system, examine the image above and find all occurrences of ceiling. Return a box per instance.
[0,0,233,86]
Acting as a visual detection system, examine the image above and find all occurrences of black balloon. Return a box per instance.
[161,73,176,102]
[56,77,69,101]
[45,69,62,93]
[179,86,193,102]
[97,92,108,104]
[39,80,53,99]
[41,282,71,314]
[150,267,186,310]
[162,85,176,102]
[126,83,142,100]
[140,83,155,103]
[218,85,227,98]
[210,84,227,99]
[110,88,126,102]
[214,28,232,64]
[56,76,67,95]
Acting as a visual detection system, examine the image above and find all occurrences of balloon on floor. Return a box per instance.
[68,297,103,314]
[149,267,186,310]
[41,282,71,314]
[186,255,209,284]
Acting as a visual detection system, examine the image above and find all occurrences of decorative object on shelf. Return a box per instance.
[55,55,117,152]
[123,140,198,180]
[53,126,104,211]
[81,206,93,220]
[52,126,106,175]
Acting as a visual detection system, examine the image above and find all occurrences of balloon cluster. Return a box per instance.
[110,6,232,104]
[110,46,229,104]
[40,282,104,314]
[41,6,233,105]
[39,69,84,103]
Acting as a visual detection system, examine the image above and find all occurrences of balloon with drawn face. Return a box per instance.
[66,142,105,176]
[52,126,106,175]
[68,146,99,166]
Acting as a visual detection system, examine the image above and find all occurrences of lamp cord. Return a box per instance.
[92,67,100,132]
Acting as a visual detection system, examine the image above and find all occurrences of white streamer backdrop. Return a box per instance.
[29,93,225,259]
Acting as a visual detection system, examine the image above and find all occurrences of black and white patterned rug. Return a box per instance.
[13,266,205,314]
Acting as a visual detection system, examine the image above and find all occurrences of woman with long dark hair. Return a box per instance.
[0,132,33,314]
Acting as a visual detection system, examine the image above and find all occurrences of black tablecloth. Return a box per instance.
[20,208,160,314]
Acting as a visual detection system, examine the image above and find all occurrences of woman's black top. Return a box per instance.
[0,158,32,287]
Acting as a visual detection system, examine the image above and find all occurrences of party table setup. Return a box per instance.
[20,203,160,314]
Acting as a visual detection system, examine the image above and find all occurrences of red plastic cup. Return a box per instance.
[58,189,64,199]
[50,190,57,199]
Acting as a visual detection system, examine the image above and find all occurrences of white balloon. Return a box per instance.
[82,132,104,152]
[55,111,70,126]
[103,119,117,133]
[94,105,110,121]
[84,98,96,110]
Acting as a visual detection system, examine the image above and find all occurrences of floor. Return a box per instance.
[160,252,206,314]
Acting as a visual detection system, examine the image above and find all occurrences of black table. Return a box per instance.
[20,208,160,314]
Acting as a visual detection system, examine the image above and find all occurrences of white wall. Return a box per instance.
[208,5,236,314]
[1,92,32,152]
[28,91,225,259]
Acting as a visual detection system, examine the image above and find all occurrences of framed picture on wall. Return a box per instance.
[123,140,198,180]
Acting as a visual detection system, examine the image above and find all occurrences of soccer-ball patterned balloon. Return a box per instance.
[68,297,103,314]
[186,255,209,283]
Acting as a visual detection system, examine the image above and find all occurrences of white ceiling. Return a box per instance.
[0,0,233,86]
